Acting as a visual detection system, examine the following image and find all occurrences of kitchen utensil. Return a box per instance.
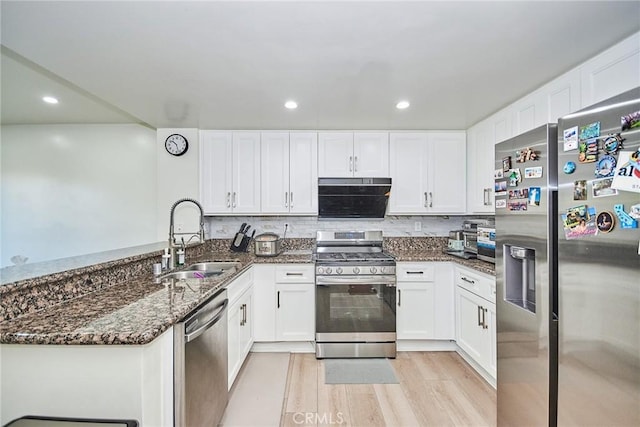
[230,223,251,252]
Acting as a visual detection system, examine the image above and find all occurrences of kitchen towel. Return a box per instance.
[324,359,399,384]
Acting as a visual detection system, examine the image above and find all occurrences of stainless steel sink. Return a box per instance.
[161,270,224,280]
[183,261,241,273]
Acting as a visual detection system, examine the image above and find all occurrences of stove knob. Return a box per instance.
[380,266,386,274]
[353,267,360,274]
[370,266,377,274]
[317,267,324,274]
[336,267,343,274]
[326,267,332,274]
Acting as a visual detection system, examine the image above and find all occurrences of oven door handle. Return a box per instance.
[316,275,396,285]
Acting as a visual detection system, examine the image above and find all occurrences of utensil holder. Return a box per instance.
[230,232,251,252]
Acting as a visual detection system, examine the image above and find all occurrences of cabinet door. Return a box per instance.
[388,133,429,214]
[433,262,455,340]
[261,132,290,214]
[455,286,489,366]
[353,132,389,177]
[486,302,497,377]
[318,132,353,177]
[580,32,640,107]
[427,132,466,213]
[289,132,318,214]
[238,289,254,364]
[396,282,435,340]
[232,132,261,214]
[252,265,276,342]
[200,131,233,214]
[275,283,315,341]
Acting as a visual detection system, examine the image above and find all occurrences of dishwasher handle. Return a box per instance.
[184,298,229,343]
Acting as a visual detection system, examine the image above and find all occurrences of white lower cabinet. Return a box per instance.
[253,264,315,342]
[396,262,455,340]
[454,266,496,379]
[226,268,254,389]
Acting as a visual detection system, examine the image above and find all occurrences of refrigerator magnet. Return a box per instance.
[611,149,640,193]
[563,126,578,151]
[502,156,512,172]
[578,138,598,163]
[573,180,587,201]
[602,133,624,154]
[591,177,618,198]
[579,121,600,140]
[528,187,541,206]
[524,166,543,179]
[596,211,615,233]
[613,204,638,229]
[508,168,522,187]
[496,199,507,209]
[494,169,504,179]
[621,111,640,131]
[507,200,527,211]
[515,147,539,163]
[595,155,617,178]
[563,161,576,174]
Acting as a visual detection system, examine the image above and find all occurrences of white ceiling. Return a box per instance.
[1,1,639,130]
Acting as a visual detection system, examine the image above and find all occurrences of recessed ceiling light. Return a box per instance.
[284,100,298,109]
[42,96,59,104]
[396,101,410,110]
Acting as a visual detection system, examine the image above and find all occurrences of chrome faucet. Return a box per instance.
[168,198,206,268]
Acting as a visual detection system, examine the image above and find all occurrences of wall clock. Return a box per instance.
[165,134,189,156]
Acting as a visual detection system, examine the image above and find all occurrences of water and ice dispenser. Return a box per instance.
[504,245,536,313]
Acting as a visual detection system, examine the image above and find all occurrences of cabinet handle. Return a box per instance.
[232,192,237,208]
[429,192,433,208]
[349,156,353,172]
[290,192,293,208]
[483,189,488,206]
[406,271,424,275]
[243,303,247,325]
[286,272,304,276]
[284,192,288,208]
[354,156,358,172]
[240,304,244,326]
[277,291,280,309]
[398,289,401,307]
[477,306,482,326]
[483,308,488,329]
[424,192,428,207]
[487,189,492,206]
[226,192,231,208]
[461,276,475,285]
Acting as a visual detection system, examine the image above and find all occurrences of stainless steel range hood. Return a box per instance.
[318,177,392,219]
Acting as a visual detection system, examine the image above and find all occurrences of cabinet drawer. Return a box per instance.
[275,264,315,283]
[397,263,435,282]
[455,266,495,303]
[226,267,253,303]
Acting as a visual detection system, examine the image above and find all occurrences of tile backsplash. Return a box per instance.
[206,215,493,238]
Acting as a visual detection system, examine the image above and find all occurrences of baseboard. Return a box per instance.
[397,340,457,352]
[251,341,315,353]
[455,345,497,388]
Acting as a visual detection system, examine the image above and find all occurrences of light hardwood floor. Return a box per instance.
[222,351,496,427]
[281,352,496,427]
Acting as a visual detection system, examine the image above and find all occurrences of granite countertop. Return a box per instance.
[0,247,493,346]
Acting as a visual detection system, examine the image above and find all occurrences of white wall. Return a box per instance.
[156,128,200,243]
[0,124,157,267]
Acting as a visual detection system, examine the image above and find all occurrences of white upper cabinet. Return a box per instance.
[318,132,389,177]
[353,132,389,177]
[261,132,318,215]
[389,132,466,214]
[580,32,640,108]
[200,131,261,214]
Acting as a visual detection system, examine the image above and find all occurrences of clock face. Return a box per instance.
[165,134,188,156]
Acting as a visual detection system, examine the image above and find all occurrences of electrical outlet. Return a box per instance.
[414,221,422,232]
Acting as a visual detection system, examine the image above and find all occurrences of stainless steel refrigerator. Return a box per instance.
[496,87,640,426]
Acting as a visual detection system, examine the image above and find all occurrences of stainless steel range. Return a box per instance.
[314,231,397,358]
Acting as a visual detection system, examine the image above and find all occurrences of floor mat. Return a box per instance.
[324,358,399,384]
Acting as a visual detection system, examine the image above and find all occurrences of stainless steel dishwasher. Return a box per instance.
[174,288,229,427]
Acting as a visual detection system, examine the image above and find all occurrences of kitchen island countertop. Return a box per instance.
[0,249,493,346]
